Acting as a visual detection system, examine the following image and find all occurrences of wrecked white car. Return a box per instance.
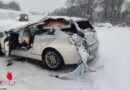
[0,16,99,69]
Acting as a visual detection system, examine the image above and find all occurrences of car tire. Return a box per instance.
[42,49,64,70]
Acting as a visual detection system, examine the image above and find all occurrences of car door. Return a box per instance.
[30,28,56,55]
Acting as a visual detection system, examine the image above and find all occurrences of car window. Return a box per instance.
[17,27,24,33]
[76,21,94,30]
[29,26,39,35]
[61,23,77,34]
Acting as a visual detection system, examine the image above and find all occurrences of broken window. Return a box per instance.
[42,20,70,29]
[42,18,79,35]
[61,23,78,34]
[76,21,94,30]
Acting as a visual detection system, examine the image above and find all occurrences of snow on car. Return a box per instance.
[0,16,99,69]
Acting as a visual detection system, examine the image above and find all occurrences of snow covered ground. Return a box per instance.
[88,27,130,90]
[0,9,130,90]
[0,26,130,90]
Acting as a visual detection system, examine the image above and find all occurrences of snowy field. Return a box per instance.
[88,27,130,90]
[0,9,130,90]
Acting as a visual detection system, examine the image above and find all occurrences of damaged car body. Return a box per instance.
[0,16,99,69]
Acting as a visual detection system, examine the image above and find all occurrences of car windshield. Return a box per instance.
[76,21,94,30]
[20,14,27,17]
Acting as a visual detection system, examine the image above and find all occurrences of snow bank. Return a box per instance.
[87,27,130,90]
[0,9,43,32]
[94,23,112,28]
[0,19,29,32]
[0,9,30,20]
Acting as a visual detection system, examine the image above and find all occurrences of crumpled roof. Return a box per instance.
[42,16,88,22]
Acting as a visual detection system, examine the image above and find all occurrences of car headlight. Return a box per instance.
[18,16,20,19]
[24,16,28,19]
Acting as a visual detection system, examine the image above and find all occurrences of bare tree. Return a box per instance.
[0,1,21,11]
[6,1,21,11]
[0,1,4,9]
[51,0,130,25]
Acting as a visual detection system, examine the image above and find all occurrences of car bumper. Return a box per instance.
[19,18,29,21]
[63,40,99,65]
[88,40,99,60]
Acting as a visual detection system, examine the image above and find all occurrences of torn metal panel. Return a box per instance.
[56,34,90,79]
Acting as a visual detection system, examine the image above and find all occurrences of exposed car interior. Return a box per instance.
[8,24,39,50]
[8,23,54,50]
[8,17,94,51]
[76,21,94,30]
[41,18,78,34]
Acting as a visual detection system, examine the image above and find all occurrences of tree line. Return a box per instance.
[0,1,21,11]
[50,0,130,25]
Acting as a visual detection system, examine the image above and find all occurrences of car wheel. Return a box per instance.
[43,49,64,70]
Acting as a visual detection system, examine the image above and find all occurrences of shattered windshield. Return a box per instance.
[77,21,94,30]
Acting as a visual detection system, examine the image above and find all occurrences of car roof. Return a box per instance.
[19,14,28,16]
[42,16,88,22]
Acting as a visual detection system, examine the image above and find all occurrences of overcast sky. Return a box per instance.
[2,0,67,13]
